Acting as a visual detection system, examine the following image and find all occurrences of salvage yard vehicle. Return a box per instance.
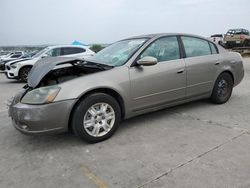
[0,51,23,59]
[9,33,244,143]
[209,34,224,45]
[224,28,250,48]
[0,51,37,71]
[5,45,95,82]
[0,52,24,70]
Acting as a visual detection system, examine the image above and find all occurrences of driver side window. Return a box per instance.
[140,36,180,62]
[46,48,61,57]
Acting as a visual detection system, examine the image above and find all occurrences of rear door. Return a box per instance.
[129,36,186,111]
[181,36,220,97]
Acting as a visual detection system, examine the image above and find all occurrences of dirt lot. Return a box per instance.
[0,57,250,188]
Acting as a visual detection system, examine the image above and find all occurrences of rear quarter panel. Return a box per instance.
[215,51,244,88]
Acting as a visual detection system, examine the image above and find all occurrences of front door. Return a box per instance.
[129,36,186,112]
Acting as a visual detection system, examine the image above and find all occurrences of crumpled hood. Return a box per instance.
[28,57,82,88]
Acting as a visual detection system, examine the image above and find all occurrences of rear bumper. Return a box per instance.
[9,99,76,135]
[225,41,244,46]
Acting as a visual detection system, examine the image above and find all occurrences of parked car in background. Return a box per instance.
[0,51,11,57]
[0,51,37,71]
[5,45,95,81]
[9,33,244,143]
[224,28,250,48]
[209,34,224,45]
[0,51,23,59]
[0,52,24,70]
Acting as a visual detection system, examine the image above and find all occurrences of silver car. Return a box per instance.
[9,33,244,143]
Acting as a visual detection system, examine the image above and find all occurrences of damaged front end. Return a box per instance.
[8,57,113,135]
[28,56,113,88]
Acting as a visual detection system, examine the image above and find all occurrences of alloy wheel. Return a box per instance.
[83,103,115,137]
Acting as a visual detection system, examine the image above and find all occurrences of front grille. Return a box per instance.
[0,64,5,70]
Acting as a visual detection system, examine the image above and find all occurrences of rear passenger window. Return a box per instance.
[140,36,180,62]
[209,42,218,54]
[181,36,211,58]
[61,47,86,55]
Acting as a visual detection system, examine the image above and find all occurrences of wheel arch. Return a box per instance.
[18,65,33,78]
[219,70,234,85]
[68,87,126,130]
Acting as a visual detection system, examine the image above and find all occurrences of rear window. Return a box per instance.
[181,36,211,58]
[61,47,86,55]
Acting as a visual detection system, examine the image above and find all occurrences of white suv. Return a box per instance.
[5,45,95,82]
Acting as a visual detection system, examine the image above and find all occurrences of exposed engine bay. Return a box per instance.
[39,63,103,87]
[26,57,113,89]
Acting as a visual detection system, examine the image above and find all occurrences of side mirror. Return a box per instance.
[41,54,49,59]
[137,56,158,66]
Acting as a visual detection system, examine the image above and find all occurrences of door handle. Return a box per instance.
[177,68,185,74]
[214,61,221,66]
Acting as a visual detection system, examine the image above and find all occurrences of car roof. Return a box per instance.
[123,33,209,40]
[46,45,87,49]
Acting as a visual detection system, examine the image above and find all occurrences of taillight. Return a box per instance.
[240,35,245,40]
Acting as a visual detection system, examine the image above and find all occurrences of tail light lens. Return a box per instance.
[240,35,245,40]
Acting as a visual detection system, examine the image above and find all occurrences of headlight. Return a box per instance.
[10,65,17,69]
[21,86,61,104]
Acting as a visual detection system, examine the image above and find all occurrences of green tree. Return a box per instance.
[90,44,103,53]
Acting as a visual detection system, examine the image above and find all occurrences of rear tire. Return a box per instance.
[71,93,121,143]
[210,73,233,104]
[243,40,250,47]
[19,66,32,82]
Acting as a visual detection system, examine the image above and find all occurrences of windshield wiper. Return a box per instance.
[81,60,114,70]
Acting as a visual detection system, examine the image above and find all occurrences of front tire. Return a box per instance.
[19,66,32,82]
[210,73,233,104]
[71,93,121,143]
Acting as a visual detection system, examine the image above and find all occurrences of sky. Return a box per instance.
[1,0,250,46]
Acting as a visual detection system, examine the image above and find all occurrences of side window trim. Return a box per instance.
[209,42,219,54]
[177,35,186,58]
[208,41,213,54]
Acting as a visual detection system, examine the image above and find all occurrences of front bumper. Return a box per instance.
[9,99,76,135]
[5,69,19,79]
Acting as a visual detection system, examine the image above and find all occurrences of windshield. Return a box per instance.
[32,48,49,58]
[88,38,148,66]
